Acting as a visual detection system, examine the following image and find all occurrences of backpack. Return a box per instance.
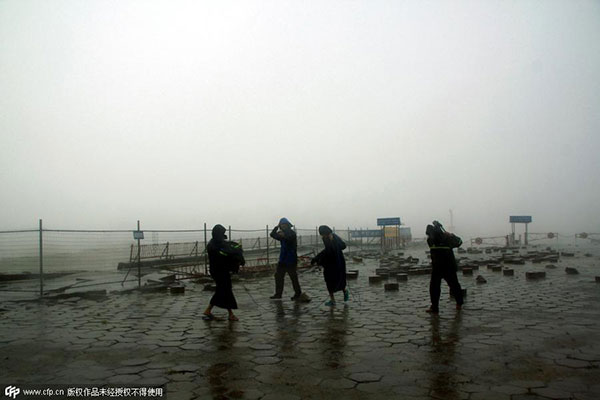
[221,241,245,273]
[431,220,462,248]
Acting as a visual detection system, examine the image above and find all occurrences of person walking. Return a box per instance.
[311,225,349,306]
[269,217,302,300]
[425,221,464,314]
[203,224,245,321]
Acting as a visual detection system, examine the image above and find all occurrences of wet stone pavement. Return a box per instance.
[1,246,600,399]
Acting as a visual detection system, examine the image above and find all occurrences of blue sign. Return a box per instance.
[377,217,401,226]
[350,230,382,238]
[509,216,532,223]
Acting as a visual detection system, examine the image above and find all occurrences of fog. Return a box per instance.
[1,0,599,238]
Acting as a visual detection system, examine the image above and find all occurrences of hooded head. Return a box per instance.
[279,217,292,229]
[425,224,435,237]
[211,224,227,241]
[318,225,333,236]
[426,222,443,245]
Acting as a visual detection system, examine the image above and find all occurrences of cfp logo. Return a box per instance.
[4,386,20,399]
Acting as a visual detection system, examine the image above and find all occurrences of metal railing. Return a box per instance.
[0,220,388,299]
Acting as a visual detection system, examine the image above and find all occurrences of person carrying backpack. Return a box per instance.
[203,224,245,321]
[311,225,349,306]
[425,220,464,314]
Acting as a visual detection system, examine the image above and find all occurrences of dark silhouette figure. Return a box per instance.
[311,225,349,306]
[426,221,463,314]
[270,217,302,300]
[203,224,245,321]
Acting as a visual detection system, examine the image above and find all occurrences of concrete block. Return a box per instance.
[347,271,358,279]
[526,271,546,280]
[203,284,216,291]
[169,285,185,294]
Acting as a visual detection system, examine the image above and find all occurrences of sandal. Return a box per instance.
[202,313,215,321]
[228,315,239,321]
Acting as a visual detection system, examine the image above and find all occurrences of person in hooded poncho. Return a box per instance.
[269,217,302,300]
[311,225,349,306]
[203,224,245,321]
[425,221,464,314]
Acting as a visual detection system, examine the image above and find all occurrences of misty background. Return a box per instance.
[1,0,599,238]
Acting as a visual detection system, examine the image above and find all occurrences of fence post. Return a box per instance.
[137,220,141,288]
[229,225,232,242]
[361,227,363,250]
[39,219,43,299]
[204,223,208,275]
[266,225,270,266]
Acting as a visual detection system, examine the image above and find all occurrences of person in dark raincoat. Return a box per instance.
[270,217,302,300]
[311,225,349,306]
[203,224,245,321]
[426,220,464,314]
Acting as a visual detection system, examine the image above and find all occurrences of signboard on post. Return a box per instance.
[377,217,401,226]
[384,227,398,238]
[509,216,532,223]
[133,231,144,240]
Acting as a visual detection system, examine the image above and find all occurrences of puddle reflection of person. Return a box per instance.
[321,306,349,369]
[274,301,302,354]
[429,314,462,399]
[206,323,239,398]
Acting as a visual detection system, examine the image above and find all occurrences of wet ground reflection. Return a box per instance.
[275,301,302,354]
[206,322,238,398]
[429,313,462,400]
[321,306,349,370]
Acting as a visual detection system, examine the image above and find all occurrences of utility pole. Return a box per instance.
[448,209,455,232]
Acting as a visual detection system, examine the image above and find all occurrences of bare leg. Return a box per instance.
[204,305,213,316]
[228,309,238,321]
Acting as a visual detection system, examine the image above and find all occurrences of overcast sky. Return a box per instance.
[1,0,599,237]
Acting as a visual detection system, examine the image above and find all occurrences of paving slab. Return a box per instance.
[1,243,600,398]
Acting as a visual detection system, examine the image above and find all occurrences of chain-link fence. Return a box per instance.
[0,221,391,299]
[6,221,582,300]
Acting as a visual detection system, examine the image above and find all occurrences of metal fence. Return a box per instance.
[0,221,386,299]
[1,221,595,300]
